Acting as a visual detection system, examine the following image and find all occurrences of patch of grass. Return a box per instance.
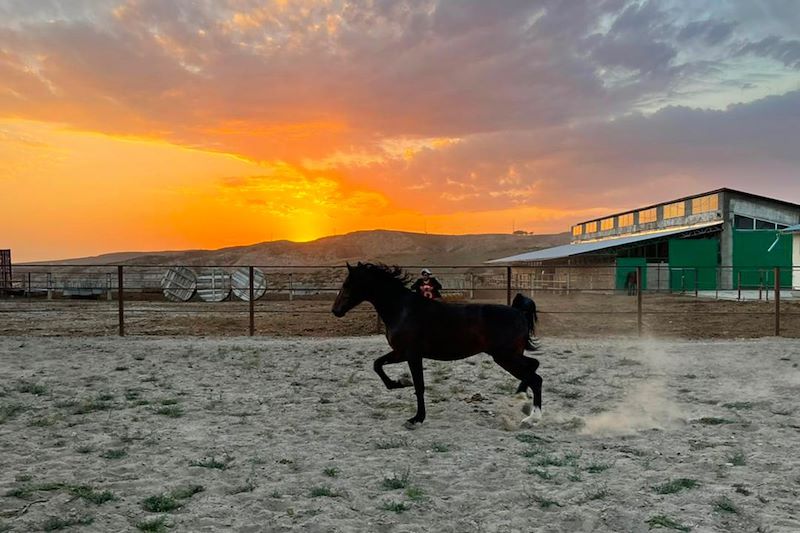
[722,402,752,410]
[728,451,746,466]
[0,403,24,424]
[142,485,203,513]
[695,417,735,425]
[645,515,690,531]
[190,456,231,470]
[310,486,338,498]
[323,467,339,477]
[713,496,738,514]
[527,468,554,480]
[532,451,581,468]
[142,494,182,513]
[653,478,699,495]
[531,493,561,509]
[567,469,583,482]
[375,437,408,450]
[42,515,94,531]
[66,484,117,505]
[125,389,142,401]
[382,471,410,490]
[618,358,642,366]
[159,398,180,406]
[135,516,169,532]
[170,485,204,500]
[72,397,114,415]
[101,448,128,460]
[29,415,59,427]
[733,484,751,496]
[15,474,32,482]
[17,381,48,396]
[6,482,64,499]
[431,442,450,452]
[404,486,424,501]
[382,500,410,513]
[586,462,612,474]
[154,405,183,418]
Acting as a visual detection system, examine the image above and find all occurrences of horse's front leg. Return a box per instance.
[404,355,426,428]
[373,351,412,389]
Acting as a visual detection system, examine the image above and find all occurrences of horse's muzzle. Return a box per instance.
[331,305,345,318]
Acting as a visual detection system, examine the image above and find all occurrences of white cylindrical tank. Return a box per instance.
[231,267,267,301]
[161,267,197,302]
[196,268,232,302]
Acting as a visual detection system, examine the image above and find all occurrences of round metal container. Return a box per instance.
[196,268,232,302]
[231,267,267,301]
[161,267,197,302]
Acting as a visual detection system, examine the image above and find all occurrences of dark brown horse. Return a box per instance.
[332,262,542,428]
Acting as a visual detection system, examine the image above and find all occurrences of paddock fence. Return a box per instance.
[0,264,798,338]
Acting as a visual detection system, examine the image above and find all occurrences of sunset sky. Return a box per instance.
[2,1,799,261]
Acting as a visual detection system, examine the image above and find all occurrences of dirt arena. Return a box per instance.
[1,334,798,532]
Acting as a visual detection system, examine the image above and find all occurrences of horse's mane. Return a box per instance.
[355,262,412,290]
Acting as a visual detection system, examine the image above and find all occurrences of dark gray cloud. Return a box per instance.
[737,36,800,69]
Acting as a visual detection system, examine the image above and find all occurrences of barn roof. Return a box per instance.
[487,221,723,264]
[781,224,800,233]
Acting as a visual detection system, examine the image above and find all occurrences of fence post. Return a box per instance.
[737,271,741,301]
[47,272,53,300]
[289,273,294,302]
[694,268,699,298]
[637,266,643,336]
[27,272,31,297]
[249,266,255,336]
[775,266,781,336]
[117,265,125,337]
[506,266,512,306]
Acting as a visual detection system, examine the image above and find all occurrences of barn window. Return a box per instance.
[639,208,657,224]
[755,219,777,230]
[691,194,719,214]
[618,213,634,227]
[664,201,685,219]
[600,217,614,231]
[585,221,598,233]
[734,215,754,229]
[572,225,583,236]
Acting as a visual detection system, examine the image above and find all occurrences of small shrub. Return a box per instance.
[323,467,339,477]
[728,451,746,466]
[142,494,181,513]
[310,486,338,498]
[135,516,169,532]
[405,486,424,501]
[67,484,117,505]
[17,382,47,396]
[645,515,690,531]
[382,500,409,513]
[653,478,699,495]
[101,448,128,460]
[431,442,450,452]
[586,462,612,474]
[713,496,738,514]
[527,468,554,480]
[154,406,183,418]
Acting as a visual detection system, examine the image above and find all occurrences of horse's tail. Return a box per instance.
[512,293,539,351]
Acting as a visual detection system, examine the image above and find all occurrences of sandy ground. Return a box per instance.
[1,292,800,338]
[1,335,799,532]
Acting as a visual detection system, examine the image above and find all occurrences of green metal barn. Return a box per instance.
[489,189,800,292]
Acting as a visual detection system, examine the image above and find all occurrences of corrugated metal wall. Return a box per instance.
[668,238,719,291]
[732,230,792,288]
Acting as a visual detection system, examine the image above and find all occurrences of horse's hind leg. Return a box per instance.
[491,352,543,425]
[373,351,411,389]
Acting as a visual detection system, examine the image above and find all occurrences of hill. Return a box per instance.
[37,230,569,267]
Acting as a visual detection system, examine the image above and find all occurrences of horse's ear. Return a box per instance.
[346,262,353,272]
[357,261,363,267]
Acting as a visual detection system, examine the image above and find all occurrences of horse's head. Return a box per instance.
[332,262,367,317]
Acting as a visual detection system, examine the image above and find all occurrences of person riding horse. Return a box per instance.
[410,268,442,299]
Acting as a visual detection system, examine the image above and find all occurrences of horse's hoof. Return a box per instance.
[404,419,423,430]
[521,407,542,426]
[521,403,532,416]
